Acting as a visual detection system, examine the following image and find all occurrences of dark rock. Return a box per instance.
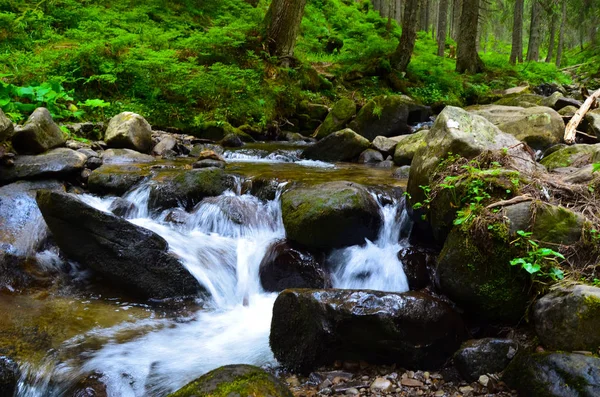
[104,112,153,153]
[250,177,280,201]
[358,149,384,164]
[392,165,411,179]
[149,168,231,211]
[64,372,107,397]
[36,191,201,299]
[101,148,154,164]
[0,109,14,142]
[167,364,293,397]
[313,99,356,139]
[281,181,382,250]
[397,246,433,290]
[303,128,370,162]
[221,133,244,148]
[63,122,105,141]
[88,164,149,196]
[270,289,465,374]
[503,352,600,397]
[85,156,103,170]
[454,338,518,381]
[259,240,329,292]
[0,356,20,397]
[533,284,600,352]
[163,208,191,225]
[0,148,87,184]
[554,97,583,111]
[192,159,225,169]
[11,108,65,154]
[108,198,136,217]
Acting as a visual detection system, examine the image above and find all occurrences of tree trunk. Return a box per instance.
[545,10,557,63]
[437,0,449,57]
[555,0,567,67]
[392,0,421,72]
[451,0,462,40]
[526,0,542,62]
[510,0,524,64]
[395,0,403,24]
[456,0,483,73]
[264,0,307,63]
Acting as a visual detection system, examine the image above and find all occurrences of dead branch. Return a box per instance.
[564,88,600,144]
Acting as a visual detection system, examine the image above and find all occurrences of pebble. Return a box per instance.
[319,379,332,390]
[424,371,430,380]
[345,387,359,395]
[435,391,445,397]
[370,377,393,392]
[459,385,474,393]
[479,374,490,387]
[286,375,300,387]
[407,370,415,378]
[401,378,424,387]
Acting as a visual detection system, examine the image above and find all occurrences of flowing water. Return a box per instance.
[14,158,411,396]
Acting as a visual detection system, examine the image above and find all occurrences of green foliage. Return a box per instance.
[510,230,565,281]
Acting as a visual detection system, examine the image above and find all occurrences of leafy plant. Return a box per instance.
[510,230,565,281]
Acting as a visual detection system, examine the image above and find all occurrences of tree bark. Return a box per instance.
[509,0,524,64]
[392,0,421,72]
[456,0,484,73]
[437,0,449,57]
[451,0,462,40]
[526,0,543,62]
[545,9,557,63]
[555,0,567,67]
[264,0,307,62]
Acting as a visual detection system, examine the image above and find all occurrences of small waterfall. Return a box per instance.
[223,148,335,168]
[16,184,412,397]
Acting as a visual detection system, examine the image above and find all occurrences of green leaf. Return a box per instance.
[522,262,541,274]
[549,267,565,280]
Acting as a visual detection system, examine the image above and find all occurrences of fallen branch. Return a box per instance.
[487,194,533,209]
[564,88,600,144]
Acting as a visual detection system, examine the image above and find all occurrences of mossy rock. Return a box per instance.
[436,221,531,323]
[191,121,252,142]
[392,130,428,166]
[540,144,600,171]
[281,181,382,250]
[167,364,293,397]
[503,351,600,396]
[313,98,356,139]
[88,164,150,196]
[303,128,370,162]
[0,108,14,142]
[494,93,545,107]
[11,108,66,155]
[533,284,600,351]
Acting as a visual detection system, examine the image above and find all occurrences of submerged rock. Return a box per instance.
[0,356,20,397]
[11,108,65,154]
[0,148,87,184]
[281,181,382,250]
[270,289,465,373]
[167,364,293,397]
[36,190,201,299]
[454,338,518,381]
[533,284,600,352]
[313,98,356,139]
[259,240,329,292]
[104,112,153,153]
[503,352,600,396]
[303,128,370,162]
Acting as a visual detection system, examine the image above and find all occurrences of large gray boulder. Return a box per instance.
[303,128,370,162]
[0,148,87,184]
[407,106,536,206]
[504,352,600,397]
[36,191,201,299]
[533,284,600,352]
[468,105,565,150]
[11,108,65,154]
[104,112,153,153]
[281,181,382,250]
[0,108,13,142]
[270,289,465,373]
[454,338,518,381]
[348,95,431,140]
[313,98,356,139]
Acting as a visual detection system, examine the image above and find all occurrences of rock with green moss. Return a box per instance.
[540,144,600,171]
[313,98,356,139]
[149,168,233,211]
[88,164,150,196]
[407,106,536,209]
[559,105,578,117]
[436,223,531,323]
[348,95,431,141]
[270,289,465,374]
[167,364,293,397]
[494,93,544,107]
[11,108,66,155]
[104,112,153,153]
[0,148,87,185]
[468,105,565,150]
[503,351,600,396]
[585,108,600,138]
[392,130,428,166]
[281,181,382,250]
[194,121,254,142]
[533,284,600,351]
[0,109,14,142]
[303,128,370,162]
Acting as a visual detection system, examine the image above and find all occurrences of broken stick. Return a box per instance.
[564,88,600,144]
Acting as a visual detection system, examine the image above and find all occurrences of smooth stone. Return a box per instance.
[0,148,86,184]
[104,112,153,153]
[101,148,154,164]
[11,108,65,154]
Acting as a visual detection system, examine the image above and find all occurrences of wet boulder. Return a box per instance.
[392,130,428,166]
[11,108,65,154]
[0,148,87,185]
[281,181,382,250]
[503,352,600,397]
[36,190,201,299]
[348,95,431,141]
[533,284,600,352]
[259,240,329,292]
[358,148,383,164]
[270,289,465,373]
[193,149,226,169]
[101,148,154,164]
[397,246,433,290]
[167,364,293,397]
[468,105,565,151]
[313,98,356,139]
[454,338,518,381]
[104,112,153,153]
[540,144,600,171]
[0,109,14,142]
[149,168,233,211]
[303,128,370,162]
[88,164,150,196]
[108,197,136,217]
[0,356,20,397]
